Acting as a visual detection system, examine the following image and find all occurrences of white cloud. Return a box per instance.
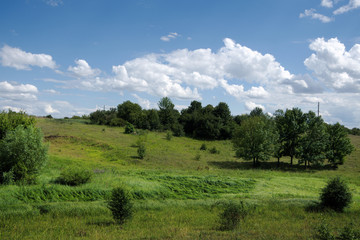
[245,86,269,98]
[44,104,59,114]
[321,0,334,8]
[304,37,360,92]
[245,101,265,111]
[44,89,60,94]
[334,0,360,14]
[160,32,180,42]
[68,59,101,78]
[0,45,56,70]
[0,81,38,101]
[299,9,333,23]
[132,94,151,109]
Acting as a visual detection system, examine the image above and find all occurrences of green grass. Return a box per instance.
[0,118,360,239]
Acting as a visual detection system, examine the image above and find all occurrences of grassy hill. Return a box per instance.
[1,118,359,239]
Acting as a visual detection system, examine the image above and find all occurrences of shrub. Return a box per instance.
[320,177,352,212]
[0,110,35,140]
[166,131,172,140]
[194,153,201,161]
[0,126,48,184]
[218,201,250,231]
[124,123,135,134]
[56,167,93,186]
[200,143,207,151]
[108,187,133,225]
[209,146,220,154]
[137,143,146,159]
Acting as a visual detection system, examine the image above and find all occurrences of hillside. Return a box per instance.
[1,118,359,239]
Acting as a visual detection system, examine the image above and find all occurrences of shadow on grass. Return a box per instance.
[208,160,336,172]
[86,219,115,227]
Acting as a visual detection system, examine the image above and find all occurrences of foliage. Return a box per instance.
[0,126,48,184]
[200,143,207,150]
[0,110,36,140]
[233,116,278,167]
[217,201,251,231]
[107,187,133,225]
[326,123,354,167]
[166,131,172,140]
[209,146,220,154]
[137,143,146,159]
[124,122,135,134]
[297,111,328,167]
[56,167,93,186]
[320,177,352,212]
[315,222,360,240]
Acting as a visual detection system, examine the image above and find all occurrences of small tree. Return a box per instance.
[320,177,352,212]
[0,126,48,184]
[137,143,146,159]
[108,187,133,225]
[326,123,354,167]
[233,116,278,167]
[124,123,135,134]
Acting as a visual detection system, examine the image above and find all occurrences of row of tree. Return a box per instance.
[90,97,235,139]
[233,108,353,168]
[89,98,354,168]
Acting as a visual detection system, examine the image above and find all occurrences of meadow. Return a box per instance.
[1,118,359,239]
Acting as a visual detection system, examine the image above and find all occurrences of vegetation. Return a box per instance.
[0,110,359,239]
[320,177,352,212]
[0,125,48,184]
[56,167,93,186]
[107,187,133,225]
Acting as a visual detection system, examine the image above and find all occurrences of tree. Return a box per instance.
[108,187,133,225]
[117,101,142,126]
[282,108,307,165]
[320,177,352,212]
[158,97,178,130]
[326,123,354,167]
[233,116,278,167]
[0,126,48,184]
[0,110,35,140]
[273,109,285,166]
[297,111,328,167]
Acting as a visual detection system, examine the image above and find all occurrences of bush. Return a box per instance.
[218,201,250,231]
[137,143,146,159]
[166,131,173,140]
[124,123,135,134]
[209,146,220,154]
[56,167,93,186]
[0,110,35,140]
[320,177,352,212]
[0,126,48,184]
[200,143,207,151]
[108,187,133,225]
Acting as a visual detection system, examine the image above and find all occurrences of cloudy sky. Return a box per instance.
[1,0,360,127]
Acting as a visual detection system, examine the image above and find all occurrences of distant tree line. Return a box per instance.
[89,97,354,168]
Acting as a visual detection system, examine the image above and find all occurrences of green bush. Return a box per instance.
[137,143,146,159]
[166,131,172,140]
[315,222,360,240]
[320,177,352,212]
[218,201,250,231]
[124,123,135,134]
[200,143,207,151]
[0,110,35,140]
[0,126,48,184]
[107,187,133,225]
[56,167,93,186]
[209,146,220,154]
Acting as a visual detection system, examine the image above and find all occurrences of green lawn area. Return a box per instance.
[1,118,359,239]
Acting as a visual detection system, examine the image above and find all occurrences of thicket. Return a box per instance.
[0,111,48,184]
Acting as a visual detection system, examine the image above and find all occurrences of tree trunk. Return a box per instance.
[277,157,280,167]
[253,157,256,167]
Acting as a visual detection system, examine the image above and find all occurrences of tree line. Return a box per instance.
[89,97,354,168]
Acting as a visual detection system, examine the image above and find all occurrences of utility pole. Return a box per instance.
[317,102,320,117]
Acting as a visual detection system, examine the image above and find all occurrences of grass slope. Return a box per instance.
[1,118,360,239]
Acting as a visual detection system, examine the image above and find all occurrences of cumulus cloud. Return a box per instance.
[304,37,360,92]
[0,45,56,70]
[132,94,151,109]
[68,59,101,78]
[321,0,334,8]
[245,101,265,111]
[160,32,180,42]
[299,9,333,23]
[334,0,360,14]
[282,74,323,93]
[0,81,38,101]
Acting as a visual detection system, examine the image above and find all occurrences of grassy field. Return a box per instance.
[1,118,360,239]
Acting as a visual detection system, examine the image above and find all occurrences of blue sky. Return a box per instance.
[1,0,360,127]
